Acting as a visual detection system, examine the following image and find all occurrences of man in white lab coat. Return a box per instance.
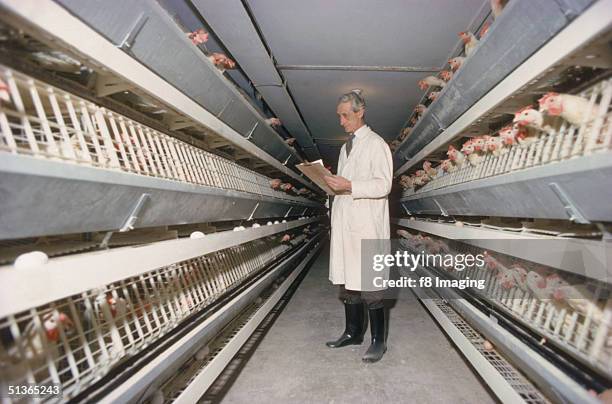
[323,89,393,363]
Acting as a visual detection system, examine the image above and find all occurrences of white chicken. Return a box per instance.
[208,52,236,72]
[0,77,10,103]
[490,0,509,19]
[485,135,505,156]
[439,70,453,82]
[266,117,282,127]
[427,91,440,101]
[458,31,479,57]
[447,145,466,168]
[440,159,456,173]
[448,57,465,72]
[269,178,282,189]
[513,107,548,147]
[0,311,74,383]
[461,137,486,166]
[422,161,438,179]
[187,28,209,45]
[399,175,414,190]
[415,104,427,116]
[418,76,446,91]
[553,283,606,321]
[538,92,599,127]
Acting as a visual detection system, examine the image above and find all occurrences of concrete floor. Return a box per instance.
[207,242,497,404]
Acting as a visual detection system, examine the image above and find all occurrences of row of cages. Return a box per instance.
[399,77,612,197]
[0,66,317,203]
[0,225,321,402]
[395,228,611,381]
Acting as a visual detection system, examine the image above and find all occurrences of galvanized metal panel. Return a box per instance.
[190,0,283,86]
[55,0,149,45]
[54,0,301,165]
[400,153,612,221]
[394,0,592,161]
[0,156,318,240]
[432,0,570,130]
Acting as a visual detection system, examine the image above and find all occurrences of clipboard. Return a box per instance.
[296,159,337,195]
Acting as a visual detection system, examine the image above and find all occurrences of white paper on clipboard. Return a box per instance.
[295,159,337,195]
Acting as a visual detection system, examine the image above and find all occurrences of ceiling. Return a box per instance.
[185,0,489,168]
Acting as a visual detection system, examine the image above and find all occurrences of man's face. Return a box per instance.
[337,102,364,133]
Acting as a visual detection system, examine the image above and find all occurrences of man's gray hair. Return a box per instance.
[338,89,366,113]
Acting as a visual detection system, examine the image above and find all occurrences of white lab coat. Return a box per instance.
[329,125,393,291]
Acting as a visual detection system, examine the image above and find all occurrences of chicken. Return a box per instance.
[389,140,401,152]
[458,31,479,57]
[513,106,551,147]
[269,178,282,189]
[526,271,556,300]
[461,137,486,166]
[0,311,74,382]
[423,160,438,179]
[479,21,491,38]
[285,137,296,146]
[399,127,412,141]
[497,265,520,290]
[499,125,518,147]
[396,229,412,239]
[188,28,209,45]
[208,53,236,72]
[415,104,427,116]
[281,234,292,243]
[399,175,414,190]
[266,117,282,127]
[296,187,310,195]
[447,145,466,168]
[440,159,456,173]
[439,70,453,82]
[490,0,509,19]
[482,250,504,272]
[553,283,605,320]
[418,76,446,91]
[538,92,599,126]
[280,183,293,192]
[427,91,440,101]
[0,77,10,103]
[485,135,505,156]
[413,170,430,187]
[448,57,465,72]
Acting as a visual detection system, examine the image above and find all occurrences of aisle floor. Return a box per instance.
[210,242,496,404]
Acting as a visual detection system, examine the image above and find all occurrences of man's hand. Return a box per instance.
[323,175,352,193]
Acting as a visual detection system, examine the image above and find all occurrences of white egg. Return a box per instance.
[252,223,261,228]
[281,220,287,223]
[455,221,464,227]
[190,231,205,239]
[267,221,273,226]
[14,251,49,269]
[195,345,210,361]
[274,220,280,224]
[233,226,245,231]
[483,340,494,351]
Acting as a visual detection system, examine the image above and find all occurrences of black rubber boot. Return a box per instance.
[326,301,365,348]
[362,307,386,362]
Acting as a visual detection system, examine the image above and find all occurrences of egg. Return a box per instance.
[190,231,205,239]
[14,251,49,269]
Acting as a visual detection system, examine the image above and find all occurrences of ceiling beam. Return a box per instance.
[277,65,441,73]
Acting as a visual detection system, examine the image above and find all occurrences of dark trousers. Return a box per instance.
[339,285,385,309]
